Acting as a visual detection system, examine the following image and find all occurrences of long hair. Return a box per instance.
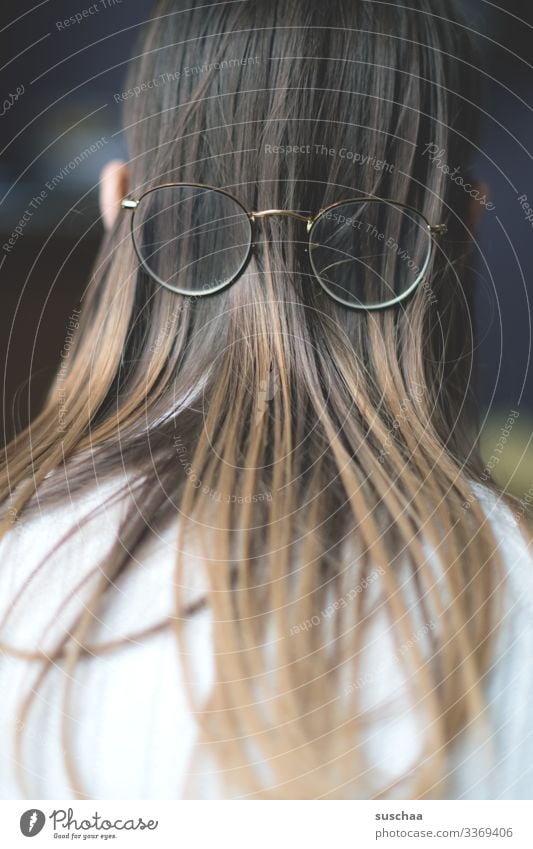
[1,0,508,798]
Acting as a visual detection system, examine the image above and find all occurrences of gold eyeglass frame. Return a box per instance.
[121,182,448,311]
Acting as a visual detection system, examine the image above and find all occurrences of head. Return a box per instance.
[2,0,503,799]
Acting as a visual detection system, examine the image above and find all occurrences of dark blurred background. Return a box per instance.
[1,0,533,496]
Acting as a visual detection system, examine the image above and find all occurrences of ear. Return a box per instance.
[99,159,129,230]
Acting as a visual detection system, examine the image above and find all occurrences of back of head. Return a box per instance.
[2,0,503,799]
[87,0,482,474]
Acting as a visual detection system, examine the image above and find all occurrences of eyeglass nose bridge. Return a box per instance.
[250,209,313,232]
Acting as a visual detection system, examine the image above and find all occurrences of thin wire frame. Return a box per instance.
[121,182,447,309]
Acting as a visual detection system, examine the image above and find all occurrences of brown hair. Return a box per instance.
[0,0,510,798]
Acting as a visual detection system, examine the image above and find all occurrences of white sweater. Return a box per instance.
[0,479,532,799]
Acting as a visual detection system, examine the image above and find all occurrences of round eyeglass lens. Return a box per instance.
[308,201,433,308]
[132,185,252,295]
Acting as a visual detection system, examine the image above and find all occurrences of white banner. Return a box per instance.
[1,799,531,848]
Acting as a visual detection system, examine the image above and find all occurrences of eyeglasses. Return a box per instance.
[121,182,447,310]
